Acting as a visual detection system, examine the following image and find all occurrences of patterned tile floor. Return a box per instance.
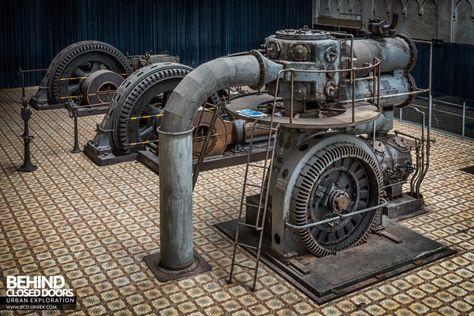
[0,87,473,315]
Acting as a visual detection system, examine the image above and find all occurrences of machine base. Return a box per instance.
[215,217,455,304]
[75,105,109,117]
[30,98,109,116]
[29,96,66,111]
[144,252,212,282]
[384,193,426,221]
[137,146,268,175]
[83,140,137,166]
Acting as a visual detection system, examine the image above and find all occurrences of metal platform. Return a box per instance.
[216,216,456,304]
[137,145,269,175]
[225,93,381,129]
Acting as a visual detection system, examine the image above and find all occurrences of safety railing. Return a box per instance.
[271,57,383,125]
[18,66,127,153]
[19,66,125,107]
[397,96,473,140]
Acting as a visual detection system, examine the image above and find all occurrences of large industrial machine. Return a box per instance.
[29,40,268,167]
[29,40,178,111]
[83,64,269,167]
[224,21,421,258]
[149,16,454,303]
[28,16,454,303]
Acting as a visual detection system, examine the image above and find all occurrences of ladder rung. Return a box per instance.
[245,183,262,189]
[238,222,263,231]
[249,144,272,150]
[236,242,258,250]
[248,163,268,169]
[244,202,261,208]
[233,262,256,270]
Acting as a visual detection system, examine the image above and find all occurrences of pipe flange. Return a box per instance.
[324,81,338,99]
[397,33,417,72]
[158,127,194,136]
[248,50,266,90]
[400,73,417,108]
[324,47,338,63]
[233,119,246,144]
[266,40,281,59]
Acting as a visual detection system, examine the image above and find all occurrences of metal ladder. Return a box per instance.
[228,120,279,291]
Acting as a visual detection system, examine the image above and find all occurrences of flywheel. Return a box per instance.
[37,40,132,105]
[290,142,384,257]
[109,63,193,155]
[108,63,227,155]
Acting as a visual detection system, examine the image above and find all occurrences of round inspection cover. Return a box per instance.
[46,41,132,104]
[81,70,124,105]
[290,142,383,257]
[192,110,229,157]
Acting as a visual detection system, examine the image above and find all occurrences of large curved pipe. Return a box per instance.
[158,52,282,270]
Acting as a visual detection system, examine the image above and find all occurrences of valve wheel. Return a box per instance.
[290,142,383,257]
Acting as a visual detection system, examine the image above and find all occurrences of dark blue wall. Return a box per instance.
[2,1,473,103]
[0,0,312,88]
[413,42,474,102]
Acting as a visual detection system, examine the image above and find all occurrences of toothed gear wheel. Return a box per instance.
[108,63,225,155]
[290,142,383,257]
[44,41,132,104]
[109,63,193,155]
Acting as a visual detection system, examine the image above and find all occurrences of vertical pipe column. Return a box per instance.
[154,53,281,278]
[158,128,194,270]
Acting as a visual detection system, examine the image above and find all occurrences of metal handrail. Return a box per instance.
[273,58,382,124]
[285,199,388,230]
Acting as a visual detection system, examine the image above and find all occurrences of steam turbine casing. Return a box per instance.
[264,29,416,113]
[265,30,341,111]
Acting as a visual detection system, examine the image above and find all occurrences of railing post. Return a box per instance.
[462,101,466,139]
[428,94,432,131]
[351,68,355,123]
[400,108,403,122]
[18,67,38,173]
[290,69,294,124]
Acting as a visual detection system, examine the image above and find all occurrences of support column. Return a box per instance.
[159,128,194,270]
[144,127,211,281]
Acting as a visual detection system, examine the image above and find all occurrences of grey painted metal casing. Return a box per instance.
[344,71,415,108]
[158,54,282,270]
[343,37,415,77]
[265,30,341,106]
[158,128,195,270]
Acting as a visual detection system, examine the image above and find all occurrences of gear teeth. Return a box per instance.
[44,41,132,103]
[109,63,192,154]
[290,142,383,257]
[108,63,225,155]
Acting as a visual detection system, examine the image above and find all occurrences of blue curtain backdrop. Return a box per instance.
[412,42,474,102]
[1,0,473,102]
[0,0,312,88]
